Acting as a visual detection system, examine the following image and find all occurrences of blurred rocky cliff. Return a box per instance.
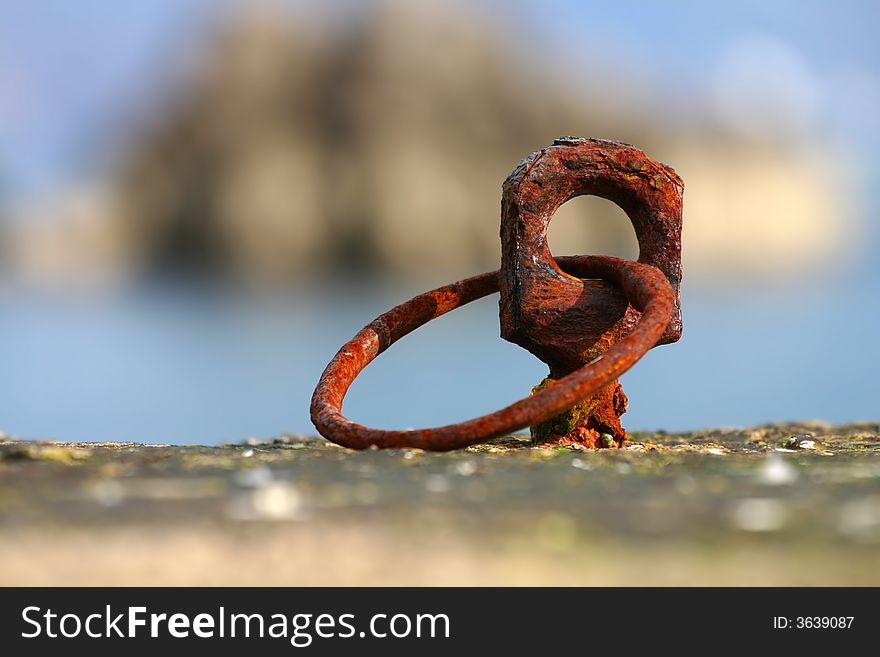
[4,1,850,288]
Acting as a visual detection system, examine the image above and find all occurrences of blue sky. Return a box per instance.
[0,1,878,441]
[1,0,877,204]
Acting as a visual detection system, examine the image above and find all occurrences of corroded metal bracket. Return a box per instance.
[499,137,683,446]
[500,137,682,372]
[311,137,682,450]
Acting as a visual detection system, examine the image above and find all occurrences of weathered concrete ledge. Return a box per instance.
[1,422,879,585]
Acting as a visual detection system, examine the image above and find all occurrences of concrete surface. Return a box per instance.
[1,422,879,585]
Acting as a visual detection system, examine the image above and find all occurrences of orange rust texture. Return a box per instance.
[311,255,674,450]
[530,377,628,448]
[500,137,682,449]
[311,138,681,451]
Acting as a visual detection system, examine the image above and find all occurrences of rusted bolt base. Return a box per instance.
[530,378,628,448]
[310,255,673,451]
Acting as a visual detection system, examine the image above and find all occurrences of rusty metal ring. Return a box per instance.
[310,255,674,451]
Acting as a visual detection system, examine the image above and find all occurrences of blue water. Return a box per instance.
[1,262,877,445]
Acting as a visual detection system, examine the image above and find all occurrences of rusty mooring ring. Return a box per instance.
[310,255,674,451]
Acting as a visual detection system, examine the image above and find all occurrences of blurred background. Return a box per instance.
[1,0,877,444]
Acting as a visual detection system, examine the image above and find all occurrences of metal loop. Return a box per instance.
[310,255,673,451]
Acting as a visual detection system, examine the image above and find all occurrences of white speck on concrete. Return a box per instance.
[837,496,880,540]
[234,465,273,488]
[732,498,787,532]
[425,474,451,493]
[758,453,798,485]
[454,461,477,477]
[250,483,303,520]
[91,480,125,507]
